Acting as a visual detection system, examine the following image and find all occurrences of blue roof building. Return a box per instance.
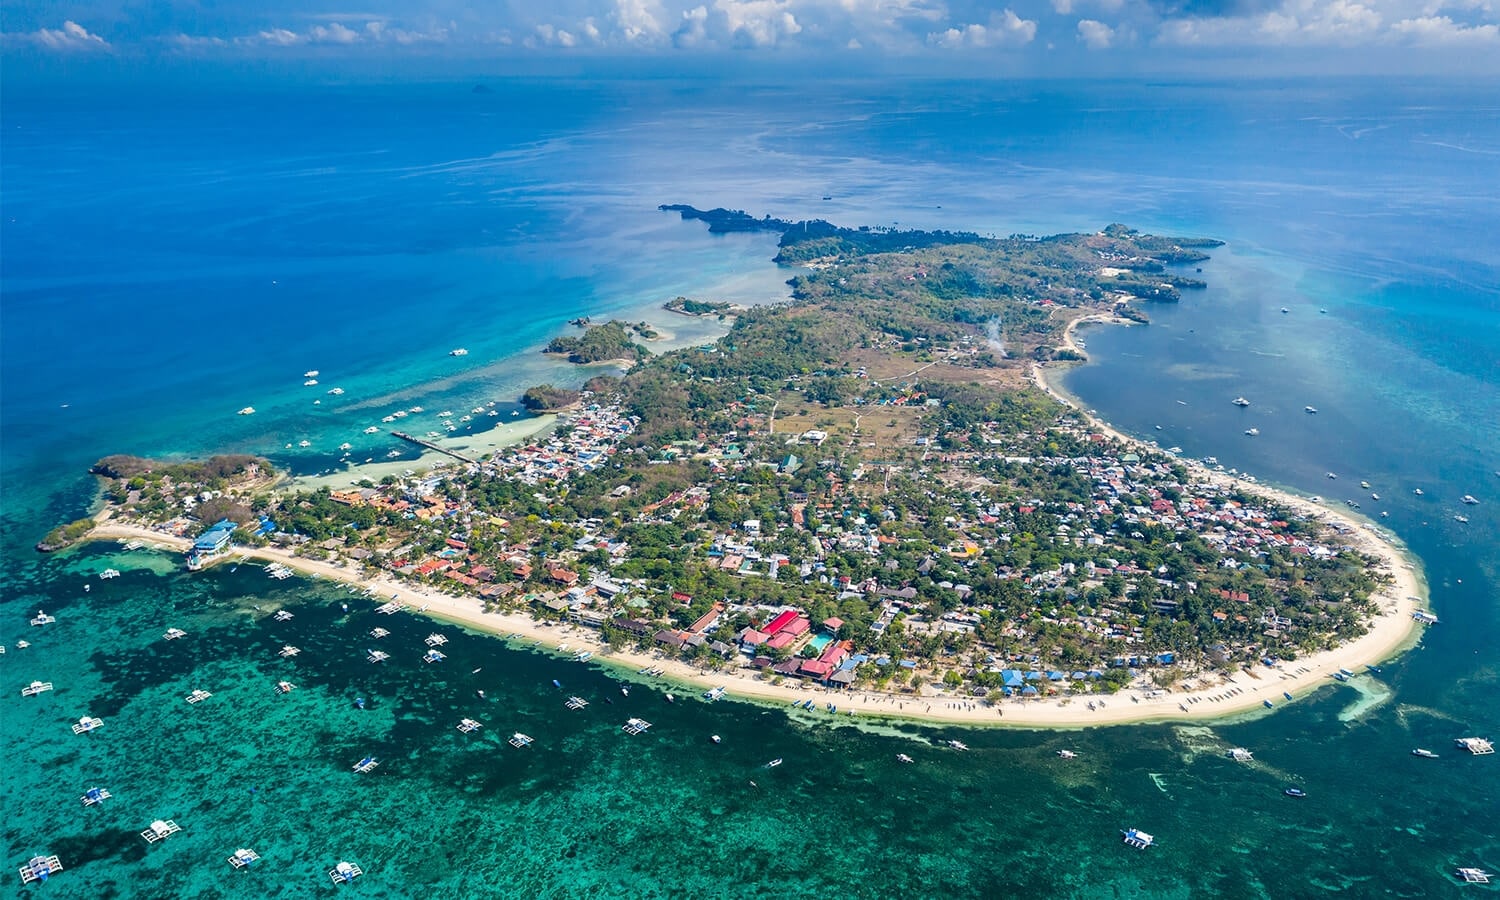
[193,519,237,553]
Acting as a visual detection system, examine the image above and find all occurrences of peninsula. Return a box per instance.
[62,208,1426,727]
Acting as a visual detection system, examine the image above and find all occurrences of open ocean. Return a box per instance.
[3,77,1498,898]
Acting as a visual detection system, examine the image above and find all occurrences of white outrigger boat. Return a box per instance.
[141,819,182,844]
[21,680,54,697]
[30,609,56,627]
[19,855,63,885]
[274,680,296,695]
[1227,747,1254,762]
[622,717,652,735]
[329,860,363,884]
[1455,737,1495,755]
[457,718,483,734]
[367,649,390,663]
[566,696,589,710]
[273,610,294,621]
[72,716,103,735]
[163,628,188,640]
[279,645,301,658]
[424,633,448,647]
[703,685,727,702]
[228,848,260,869]
[508,733,534,748]
[185,689,213,705]
[1121,828,1155,849]
[369,627,390,639]
[352,756,379,773]
[81,787,112,807]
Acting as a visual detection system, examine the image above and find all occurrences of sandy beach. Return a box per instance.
[87,474,1428,731]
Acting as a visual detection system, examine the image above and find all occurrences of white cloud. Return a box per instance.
[674,5,713,46]
[928,9,1038,47]
[715,0,802,48]
[1077,18,1115,47]
[308,23,360,44]
[615,0,668,42]
[1391,13,1500,41]
[28,21,110,51]
[255,28,303,46]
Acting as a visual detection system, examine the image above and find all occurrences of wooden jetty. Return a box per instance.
[391,431,477,464]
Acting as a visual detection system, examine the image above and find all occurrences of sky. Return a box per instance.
[1,0,1498,76]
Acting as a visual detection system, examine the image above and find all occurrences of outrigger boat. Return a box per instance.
[703,686,728,702]
[274,680,296,694]
[279,645,301,658]
[21,680,53,697]
[947,740,970,751]
[81,787,112,807]
[185,689,213,704]
[457,718,483,734]
[622,718,653,735]
[228,848,260,869]
[566,696,589,710]
[1411,748,1439,759]
[329,861,364,885]
[367,649,389,663]
[140,819,182,844]
[352,756,379,773]
[508,733,534,749]
[72,716,103,735]
[19,855,63,885]
[163,628,188,640]
[1121,828,1155,849]
[897,753,914,763]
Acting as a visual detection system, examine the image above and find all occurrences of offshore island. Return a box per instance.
[53,207,1428,727]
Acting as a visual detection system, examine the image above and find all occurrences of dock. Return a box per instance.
[141,819,182,844]
[21,681,54,697]
[228,848,260,869]
[19,855,62,885]
[391,431,477,464]
[566,696,589,710]
[330,861,363,884]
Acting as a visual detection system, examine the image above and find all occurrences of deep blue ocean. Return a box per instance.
[2,76,1498,897]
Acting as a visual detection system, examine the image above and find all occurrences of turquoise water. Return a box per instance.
[4,77,1498,897]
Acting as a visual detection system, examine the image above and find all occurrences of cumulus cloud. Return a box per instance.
[25,21,110,51]
[928,9,1038,46]
[1077,18,1116,46]
[674,5,714,46]
[1391,13,1500,41]
[715,0,802,47]
[615,0,668,41]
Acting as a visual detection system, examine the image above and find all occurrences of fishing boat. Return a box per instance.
[352,756,379,773]
[81,787,112,807]
[30,610,55,627]
[765,758,783,768]
[1244,427,1260,436]
[279,645,300,658]
[1263,699,1274,709]
[566,696,589,710]
[1366,664,1383,674]
[947,740,970,751]
[1462,494,1480,505]
[1413,488,1423,495]
[238,407,256,416]
[1057,750,1077,759]
[1304,406,1317,414]
[21,681,54,697]
[1454,737,1494,755]
[163,628,188,640]
[274,680,295,694]
[273,610,294,621]
[303,370,319,378]
[449,348,468,356]
[1284,788,1306,798]
[1121,828,1155,849]
[703,685,727,702]
[1227,747,1254,762]
[140,819,182,844]
[1232,397,1250,407]
[619,684,629,697]
[354,697,366,709]
[423,649,446,664]
[1456,867,1494,884]
[897,753,914,763]
[424,633,448,647]
[1411,748,1439,759]
[19,855,63,884]
[185,689,213,705]
[457,718,483,734]
[664,693,675,703]
[508,733,534,748]
[622,717,652,735]
[711,734,722,744]
[72,716,103,735]
[228,848,260,869]
[329,861,364,884]
[369,628,390,639]
[1338,667,1355,678]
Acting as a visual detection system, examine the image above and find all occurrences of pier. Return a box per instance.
[391,431,478,464]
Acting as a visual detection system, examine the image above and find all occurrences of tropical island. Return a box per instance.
[63,208,1424,726]
[544,319,653,364]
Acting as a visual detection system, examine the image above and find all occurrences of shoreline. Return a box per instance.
[84,488,1428,730]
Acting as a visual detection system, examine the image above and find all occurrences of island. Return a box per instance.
[544,320,652,364]
[61,208,1425,727]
